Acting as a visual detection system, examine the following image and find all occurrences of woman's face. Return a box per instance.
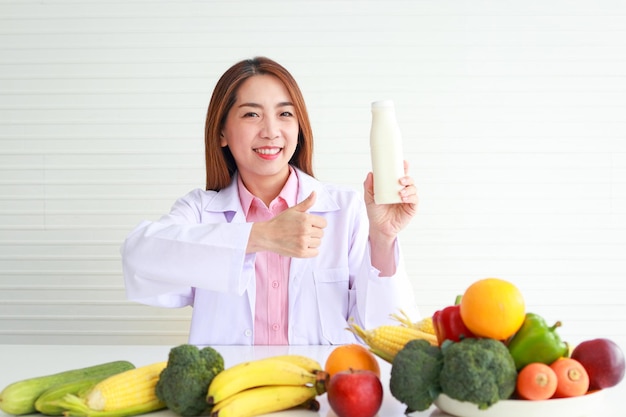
[221,74,299,188]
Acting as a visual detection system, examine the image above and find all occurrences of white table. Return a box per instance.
[1,344,624,417]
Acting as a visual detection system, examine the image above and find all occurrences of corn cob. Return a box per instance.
[390,310,436,335]
[348,322,438,363]
[54,361,167,417]
[85,361,167,412]
[35,377,102,415]
[417,316,435,334]
[0,361,135,416]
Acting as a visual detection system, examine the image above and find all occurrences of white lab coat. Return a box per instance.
[121,168,419,345]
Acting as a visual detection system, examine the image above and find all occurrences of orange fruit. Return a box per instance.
[459,277,525,340]
[324,344,381,378]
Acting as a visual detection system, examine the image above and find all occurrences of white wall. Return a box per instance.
[1,0,625,349]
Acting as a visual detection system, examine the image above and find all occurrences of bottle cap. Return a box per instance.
[371,100,395,109]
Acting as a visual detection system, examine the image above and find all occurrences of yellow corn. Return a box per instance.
[415,317,435,334]
[348,322,438,363]
[390,310,436,335]
[85,361,167,412]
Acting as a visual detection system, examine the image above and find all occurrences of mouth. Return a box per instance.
[254,147,282,155]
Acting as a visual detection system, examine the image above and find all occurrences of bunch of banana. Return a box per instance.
[207,354,328,417]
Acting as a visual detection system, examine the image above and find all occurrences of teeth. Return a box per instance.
[255,148,281,155]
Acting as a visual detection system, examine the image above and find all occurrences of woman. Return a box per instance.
[121,57,420,345]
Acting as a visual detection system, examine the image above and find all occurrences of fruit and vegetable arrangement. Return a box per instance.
[0,344,328,417]
[1,278,624,417]
[355,277,626,414]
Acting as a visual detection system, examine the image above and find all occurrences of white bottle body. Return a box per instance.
[370,100,405,204]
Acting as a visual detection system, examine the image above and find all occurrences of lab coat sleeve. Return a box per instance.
[121,192,255,307]
[356,241,421,328]
[346,197,420,328]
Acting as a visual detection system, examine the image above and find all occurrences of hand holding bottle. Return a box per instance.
[364,160,418,276]
[365,160,418,240]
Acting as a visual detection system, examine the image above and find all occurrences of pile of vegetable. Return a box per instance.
[2,276,625,417]
[0,360,137,416]
[388,277,626,413]
[390,337,517,412]
[0,344,225,417]
[0,345,329,417]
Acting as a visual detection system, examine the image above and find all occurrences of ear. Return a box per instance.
[220,132,227,147]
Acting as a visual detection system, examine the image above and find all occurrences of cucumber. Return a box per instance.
[0,360,135,415]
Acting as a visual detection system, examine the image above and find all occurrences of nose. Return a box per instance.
[261,116,280,139]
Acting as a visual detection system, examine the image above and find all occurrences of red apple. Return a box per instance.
[326,369,383,417]
[571,338,625,390]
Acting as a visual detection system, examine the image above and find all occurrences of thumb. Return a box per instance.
[293,191,316,212]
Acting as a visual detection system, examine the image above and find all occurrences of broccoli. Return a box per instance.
[389,339,444,413]
[155,344,224,416]
[439,338,517,410]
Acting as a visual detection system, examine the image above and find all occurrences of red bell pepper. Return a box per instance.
[432,297,475,346]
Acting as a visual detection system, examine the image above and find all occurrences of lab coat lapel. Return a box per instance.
[203,173,255,326]
[204,173,247,223]
[288,170,340,337]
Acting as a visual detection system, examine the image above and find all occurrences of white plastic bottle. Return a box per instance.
[370,100,405,204]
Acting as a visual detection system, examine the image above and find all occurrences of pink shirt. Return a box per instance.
[237,169,298,345]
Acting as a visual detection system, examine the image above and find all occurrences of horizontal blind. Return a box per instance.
[0,0,625,347]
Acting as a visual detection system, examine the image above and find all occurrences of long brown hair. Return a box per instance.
[204,57,315,191]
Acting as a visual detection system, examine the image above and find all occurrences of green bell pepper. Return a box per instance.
[507,312,569,370]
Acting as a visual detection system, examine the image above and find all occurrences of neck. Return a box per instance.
[240,169,290,207]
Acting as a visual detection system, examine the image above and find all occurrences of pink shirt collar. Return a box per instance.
[237,166,299,215]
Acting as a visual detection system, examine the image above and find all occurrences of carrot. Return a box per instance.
[516,362,558,400]
[550,358,590,398]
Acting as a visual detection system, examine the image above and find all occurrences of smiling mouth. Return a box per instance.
[254,147,282,155]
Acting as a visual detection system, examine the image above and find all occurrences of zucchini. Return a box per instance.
[0,360,134,415]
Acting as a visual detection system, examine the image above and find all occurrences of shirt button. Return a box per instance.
[244,329,252,337]
[272,323,280,331]
[271,281,279,288]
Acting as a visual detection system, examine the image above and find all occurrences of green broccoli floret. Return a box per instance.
[389,339,444,413]
[439,338,517,410]
[155,344,224,416]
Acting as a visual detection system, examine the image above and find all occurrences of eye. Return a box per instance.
[280,111,294,117]
[243,112,259,118]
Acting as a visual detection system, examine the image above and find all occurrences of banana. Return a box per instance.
[210,385,317,417]
[206,357,318,405]
[267,354,322,373]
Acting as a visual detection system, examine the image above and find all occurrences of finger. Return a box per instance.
[400,185,419,204]
[307,236,321,249]
[293,191,316,212]
[363,172,374,195]
[400,175,415,187]
[402,183,417,195]
[309,215,327,229]
[308,225,325,239]
[401,192,418,205]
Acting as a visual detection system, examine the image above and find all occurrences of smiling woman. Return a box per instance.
[120,57,421,347]
[204,58,315,193]
[0,0,625,352]
[219,74,300,205]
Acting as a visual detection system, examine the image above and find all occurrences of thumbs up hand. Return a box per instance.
[248,192,327,258]
[292,190,317,213]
